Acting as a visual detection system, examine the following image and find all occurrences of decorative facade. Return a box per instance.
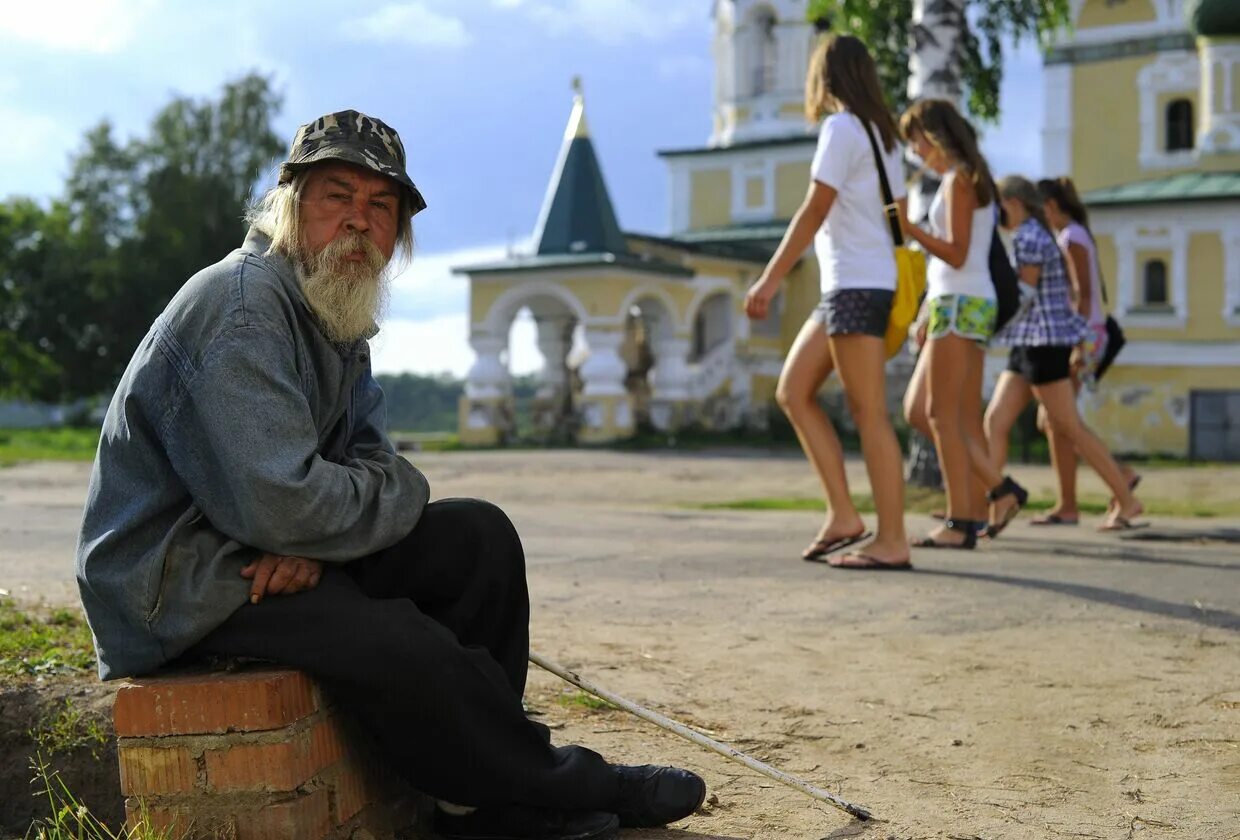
[1044,0,1240,459]
[455,1,827,445]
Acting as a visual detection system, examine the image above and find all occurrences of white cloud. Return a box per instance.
[344,3,472,48]
[372,311,542,378]
[374,241,543,377]
[0,0,155,53]
[508,0,701,44]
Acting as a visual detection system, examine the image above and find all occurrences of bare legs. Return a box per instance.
[776,319,866,551]
[1031,379,1142,528]
[828,333,908,563]
[1039,381,1137,522]
[905,341,1012,538]
[921,335,983,544]
[775,320,907,565]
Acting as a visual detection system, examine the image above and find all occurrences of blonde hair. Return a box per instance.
[804,34,898,152]
[899,99,994,206]
[245,169,415,268]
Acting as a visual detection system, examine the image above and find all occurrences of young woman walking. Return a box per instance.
[1033,177,1139,526]
[897,99,1026,547]
[744,34,909,570]
[984,176,1144,531]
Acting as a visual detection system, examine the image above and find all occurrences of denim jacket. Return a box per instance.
[76,229,429,679]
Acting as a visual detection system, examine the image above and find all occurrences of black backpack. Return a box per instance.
[988,204,1021,332]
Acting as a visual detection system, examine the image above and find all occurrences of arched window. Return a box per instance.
[750,6,777,97]
[1143,259,1168,307]
[1166,98,1194,151]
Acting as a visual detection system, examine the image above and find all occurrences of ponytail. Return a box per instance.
[1037,176,1091,233]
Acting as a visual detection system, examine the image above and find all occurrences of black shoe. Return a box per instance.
[613,765,707,827]
[912,518,979,549]
[433,804,618,840]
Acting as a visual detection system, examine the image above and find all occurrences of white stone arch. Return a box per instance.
[684,279,737,329]
[618,285,685,339]
[480,280,590,336]
[687,289,736,363]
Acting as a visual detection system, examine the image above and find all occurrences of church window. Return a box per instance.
[1165,99,1194,151]
[1142,259,1168,306]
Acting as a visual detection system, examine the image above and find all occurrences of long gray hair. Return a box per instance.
[244,171,416,269]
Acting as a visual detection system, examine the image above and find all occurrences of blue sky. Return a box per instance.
[2,0,1045,378]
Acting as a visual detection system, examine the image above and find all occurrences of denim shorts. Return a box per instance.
[927,294,997,344]
[811,288,894,338]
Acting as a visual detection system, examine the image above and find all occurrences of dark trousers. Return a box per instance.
[190,499,621,811]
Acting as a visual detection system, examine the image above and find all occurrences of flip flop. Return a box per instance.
[1098,516,1151,532]
[827,552,913,571]
[802,531,873,563]
[1030,514,1079,526]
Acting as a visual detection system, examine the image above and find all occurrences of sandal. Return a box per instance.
[984,476,1029,539]
[802,531,873,563]
[913,518,980,550]
[827,552,913,571]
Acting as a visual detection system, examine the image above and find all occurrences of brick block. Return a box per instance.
[236,789,331,840]
[115,668,318,736]
[118,744,198,795]
[329,758,377,824]
[205,717,346,793]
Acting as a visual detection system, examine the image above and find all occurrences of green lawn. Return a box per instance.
[0,428,99,467]
[694,488,1237,518]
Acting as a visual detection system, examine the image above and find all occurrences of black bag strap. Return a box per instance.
[860,118,904,247]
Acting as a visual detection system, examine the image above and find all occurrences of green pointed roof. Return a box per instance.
[532,83,629,257]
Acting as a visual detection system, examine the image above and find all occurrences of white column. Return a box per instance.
[650,337,693,402]
[1200,41,1240,154]
[464,333,510,398]
[579,328,628,397]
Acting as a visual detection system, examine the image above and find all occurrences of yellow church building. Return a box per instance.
[457,0,1240,460]
[1048,0,1240,460]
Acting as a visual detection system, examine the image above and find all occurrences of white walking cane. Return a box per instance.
[529,651,873,822]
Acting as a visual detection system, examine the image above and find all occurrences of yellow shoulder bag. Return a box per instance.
[862,122,926,358]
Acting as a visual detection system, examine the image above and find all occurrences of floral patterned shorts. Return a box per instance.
[927,294,997,344]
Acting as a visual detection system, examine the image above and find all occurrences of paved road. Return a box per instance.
[3,452,1238,837]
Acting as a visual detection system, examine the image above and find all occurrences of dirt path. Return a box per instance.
[1,452,1238,838]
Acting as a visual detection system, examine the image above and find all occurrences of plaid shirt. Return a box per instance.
[996,219,1088,347]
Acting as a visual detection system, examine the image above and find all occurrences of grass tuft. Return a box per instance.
[0,600,96,682]
[30,698,109,759]
[27,754,176,840]
[556,690,615,712]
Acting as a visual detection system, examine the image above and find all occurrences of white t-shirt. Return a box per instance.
[809,112,907,293]
[926,169,996,300]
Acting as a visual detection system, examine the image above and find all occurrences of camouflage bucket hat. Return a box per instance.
[279,110,427,217]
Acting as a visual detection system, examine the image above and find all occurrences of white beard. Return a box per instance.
[297,233,390,344]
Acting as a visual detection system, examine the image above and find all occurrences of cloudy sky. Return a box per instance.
[2,0,1045,378]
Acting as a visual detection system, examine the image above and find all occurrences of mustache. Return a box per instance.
[307,232,387,274]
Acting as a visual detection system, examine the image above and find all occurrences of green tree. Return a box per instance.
[807,0,1071,122]
[0,73,283,402]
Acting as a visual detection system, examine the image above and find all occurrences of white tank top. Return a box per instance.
[926,169,996,301]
